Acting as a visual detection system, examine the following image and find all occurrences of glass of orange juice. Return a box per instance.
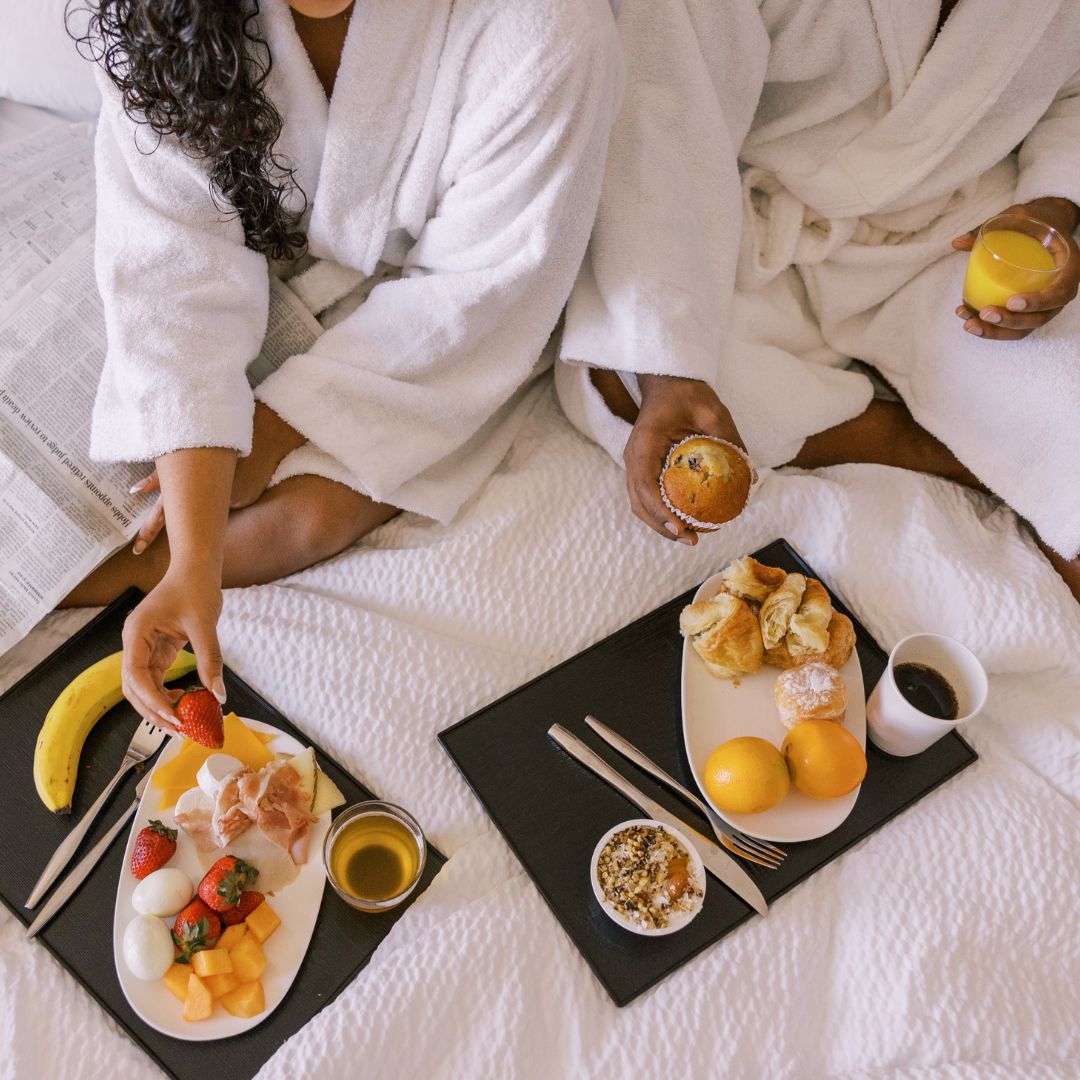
[962,213,1069,314]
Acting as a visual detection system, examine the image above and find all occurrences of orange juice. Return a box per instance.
[963,228,1057,312]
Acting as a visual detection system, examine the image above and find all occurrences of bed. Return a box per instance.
[1,94,1078,1079]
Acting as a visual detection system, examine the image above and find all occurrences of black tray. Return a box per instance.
[439,539,977,1007]
[0,589,444,1080]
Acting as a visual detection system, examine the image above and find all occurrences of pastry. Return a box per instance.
[759,572,806,649]
[774,662,847,728]
[787,578,832,656]
[718,556,787,603]
[764,611,857,670]
[679,593,764,679]
[660,436,755,530]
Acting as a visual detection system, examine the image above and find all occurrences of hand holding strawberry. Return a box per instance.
[175,687,225,749]
[198,856,259,913]
[130,819,178,879]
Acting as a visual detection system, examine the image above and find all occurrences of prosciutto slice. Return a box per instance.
[235,761,319,864]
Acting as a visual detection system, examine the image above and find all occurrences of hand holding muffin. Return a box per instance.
[621,375,749,545]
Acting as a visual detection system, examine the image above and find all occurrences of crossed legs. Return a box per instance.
[63,475,400,608]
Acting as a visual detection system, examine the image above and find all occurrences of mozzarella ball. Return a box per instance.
[132,867,193,917]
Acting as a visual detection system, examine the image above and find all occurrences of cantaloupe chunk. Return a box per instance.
[153,714,276,806]
[220,980,266,1019]
[191,948,233,978]
[244,901,281,944]
[217,924,247,953]
[162,963,191,1003]
[229,934,266,983]
[182,973,214,1022]
[203,971,241,1000]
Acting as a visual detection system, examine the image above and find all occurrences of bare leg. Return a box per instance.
[62,475,400,608]
[592,374,1080,602]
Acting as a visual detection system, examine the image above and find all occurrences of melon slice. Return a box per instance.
[312,768,346,816]
[286,748,317,809]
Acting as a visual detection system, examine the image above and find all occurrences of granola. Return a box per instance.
[595,824,703,931]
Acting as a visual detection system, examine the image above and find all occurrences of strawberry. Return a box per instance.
[174,687,224,749]
[172,898,221,963]
[221,890,266,926]
[198,856,259,913]
[130,819,178,879]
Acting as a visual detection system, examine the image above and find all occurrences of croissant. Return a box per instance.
[787,578,832,656]
[679,593,764,679]
[764,611,856,671]
[718,557,787,604]
[759,573,806,649]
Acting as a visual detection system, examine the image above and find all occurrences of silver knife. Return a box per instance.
[549,724,768,917]
[26,772,150,940]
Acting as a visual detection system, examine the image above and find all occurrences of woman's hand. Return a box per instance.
[121,568,223,733]
[953,198,1080,340]
[129,404,305,553]
[623,374,745,546]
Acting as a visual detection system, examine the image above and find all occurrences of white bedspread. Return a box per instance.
[2,96,1079,1080]
[1,385,1078,1080]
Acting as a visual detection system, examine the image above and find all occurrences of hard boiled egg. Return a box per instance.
[196,753,244,799]
[132,867,193,917]
[123,914,175,981]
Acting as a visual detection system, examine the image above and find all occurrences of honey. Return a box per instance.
[329,813,420,902]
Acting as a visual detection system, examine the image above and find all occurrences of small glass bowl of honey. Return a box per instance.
[323,801,427,913]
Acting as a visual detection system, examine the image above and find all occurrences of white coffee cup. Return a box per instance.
[866,633,988,756]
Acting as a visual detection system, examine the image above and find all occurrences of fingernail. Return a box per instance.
[980,309,1001,324]
[966,323,983,337]
[211,678,227,704]
[664,522,679,536]
[1006,297,1027,312]
[132,539,146,556]
[157,709,176,725]
[128,476,152,494]
[678,536,695,546]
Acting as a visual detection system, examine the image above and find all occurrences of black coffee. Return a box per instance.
[894,662,959,721]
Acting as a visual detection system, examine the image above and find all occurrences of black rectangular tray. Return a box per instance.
[0,589,444,1080]
[439,539,977,1007]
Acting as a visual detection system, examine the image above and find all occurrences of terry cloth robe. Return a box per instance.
[90,0,622,524]
[558,0,1080,557]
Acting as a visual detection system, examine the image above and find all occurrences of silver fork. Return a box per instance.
[26,719,167,908]
[584,715,786,870]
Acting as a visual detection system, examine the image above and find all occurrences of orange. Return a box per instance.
[781,720,867,800]
[702,737,790,814]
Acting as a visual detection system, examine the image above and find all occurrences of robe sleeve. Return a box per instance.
[559,0,769,383]
[89,72,269,463]
[254,10,623,503]
[1015,66,1080,211]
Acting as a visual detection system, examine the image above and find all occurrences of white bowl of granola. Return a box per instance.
[590,819,706,936]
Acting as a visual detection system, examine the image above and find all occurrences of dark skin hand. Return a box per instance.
[953,197,1080,340]
[621,373,745,546]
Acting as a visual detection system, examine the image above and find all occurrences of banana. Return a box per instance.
[33,649,198,814]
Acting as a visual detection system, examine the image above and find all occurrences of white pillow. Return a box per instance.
[0,0,101,118]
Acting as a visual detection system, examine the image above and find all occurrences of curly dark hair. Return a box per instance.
[69,0,307,260]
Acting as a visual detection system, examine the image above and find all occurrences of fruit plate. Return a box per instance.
[681,573,866,843]
[112,719,331,1042]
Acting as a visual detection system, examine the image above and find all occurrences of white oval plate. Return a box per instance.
[113,718,330,1041]
[681,572,866,843]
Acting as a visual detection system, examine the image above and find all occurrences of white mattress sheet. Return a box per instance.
[0,102,1077,1080]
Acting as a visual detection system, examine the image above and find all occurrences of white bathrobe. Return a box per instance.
[559,0,1080,556]
[90,0,621,523]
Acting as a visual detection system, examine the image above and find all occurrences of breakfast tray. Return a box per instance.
[0,590,444,1080]
[439,539,978,1007]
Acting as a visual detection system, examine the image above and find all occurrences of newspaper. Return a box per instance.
[0,125,322,655]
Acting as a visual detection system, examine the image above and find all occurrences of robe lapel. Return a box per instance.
[809,0,1064,216]
[306,0,452,272]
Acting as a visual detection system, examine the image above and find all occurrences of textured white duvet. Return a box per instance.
[1,101,1078,1080]
[1,387,1078,1079]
